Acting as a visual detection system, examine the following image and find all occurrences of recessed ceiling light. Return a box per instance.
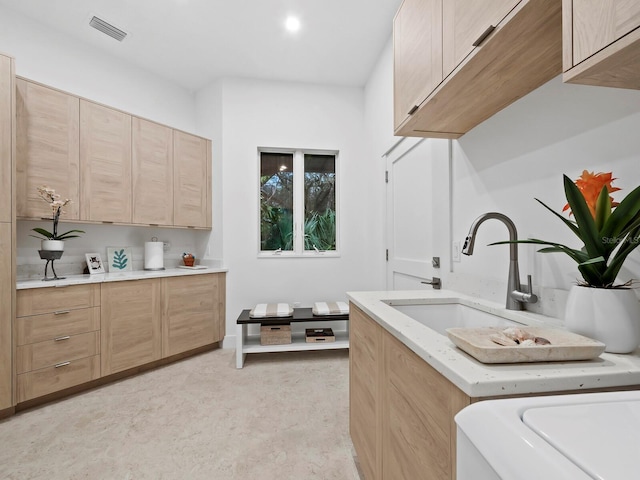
[285,16,301,33]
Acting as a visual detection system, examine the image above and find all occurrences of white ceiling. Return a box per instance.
[0,0,402,91]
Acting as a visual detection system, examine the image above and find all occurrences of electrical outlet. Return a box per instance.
[452,241,461,262]
[163,241,170,252]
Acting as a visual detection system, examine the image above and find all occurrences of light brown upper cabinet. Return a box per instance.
[173,131,211,228]
[16,79,80,219]
[563,0,640,89]
[132,117,174,226]
[0,55,13,225]
[393,0,442,129]
[80,100,132,223]
[394,0,562,138]
[442,0,519,78]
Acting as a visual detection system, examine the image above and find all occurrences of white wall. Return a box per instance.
[364,39,640,318]
[200,77,385,339]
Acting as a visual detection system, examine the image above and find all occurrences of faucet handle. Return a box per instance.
[527,275,534,294]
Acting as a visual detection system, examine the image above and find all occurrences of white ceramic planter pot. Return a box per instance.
[41,239,64,251]
[565,285,640,354]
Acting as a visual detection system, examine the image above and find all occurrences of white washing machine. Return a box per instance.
[455,390,640,479]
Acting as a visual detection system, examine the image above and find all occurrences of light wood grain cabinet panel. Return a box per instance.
[382,332,470,480]
[442,0,520,78]
[80,100,132,223]
[0,55,13,224]
[394,0,562,137]
[563,0,640,89]
[101,279,162,375]
[393,0,442,130]
[173,131,209,228]
[16,331,100,374]
[162,273,225,357]
[349,305,383,480]
[16,78,79,219]
[132,117,173,226]
[0,224,12,409]
[17,355,100,403]
[17,284,100,317]
[16,307,100,346]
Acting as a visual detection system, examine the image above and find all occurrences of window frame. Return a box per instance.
[257,147,340,258]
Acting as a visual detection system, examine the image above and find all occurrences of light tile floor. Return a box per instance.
[0,349,360,480]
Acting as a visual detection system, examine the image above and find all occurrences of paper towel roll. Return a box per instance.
[144,242,165,270]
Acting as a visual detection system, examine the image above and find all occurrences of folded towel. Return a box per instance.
[249,303,293,318]
[312,301,349,316]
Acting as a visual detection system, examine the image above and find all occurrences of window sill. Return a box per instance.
[258,251,341,259]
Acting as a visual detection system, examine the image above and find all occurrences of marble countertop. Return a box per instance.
[17,266,228,290]
[347,289,640,398]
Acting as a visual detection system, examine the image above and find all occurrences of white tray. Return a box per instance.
[446,327,605,364]
[176,265,208,270]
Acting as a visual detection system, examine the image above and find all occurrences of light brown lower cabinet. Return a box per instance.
[350,304,470,480]
[15,273,226,406]
[162,273,225,357]
[101,278,162,376]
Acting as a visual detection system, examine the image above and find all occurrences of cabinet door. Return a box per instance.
[132,117,173,226]
[443,0,520,77]
[101,279,161,375]
[393,0,443,129]
[382,331,470,480]
[572,0,640,64]
[16,79,80,220]
[0,224,12,409]
[80,100,132,223]
[349,305,382,480]
[0,55,12,223]
[162,273,224,357]
[173,131,210,228]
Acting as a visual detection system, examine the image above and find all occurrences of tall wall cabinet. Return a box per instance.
[16,78,212,229]
[0,53,15,413]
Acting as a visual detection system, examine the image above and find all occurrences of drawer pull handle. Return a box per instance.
[55,361,71,368]
[407,105,419,115]
[472,25,496,47]
[54,310,70,315]
[54,335,71,342]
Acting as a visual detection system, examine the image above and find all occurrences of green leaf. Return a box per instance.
[563,174,603,258]
[55,229,85,240]
[601,184,640,239]
[31,227,53,239]
[534,198,581,239]
[594,186,611,232]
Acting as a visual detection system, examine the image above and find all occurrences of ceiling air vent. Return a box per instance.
[89,16,127,42]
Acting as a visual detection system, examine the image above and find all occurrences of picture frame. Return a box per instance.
[85,253,105,274]
[107,247,132,272]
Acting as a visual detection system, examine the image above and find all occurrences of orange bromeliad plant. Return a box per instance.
[493,170,640,288]
[562,170,620,219]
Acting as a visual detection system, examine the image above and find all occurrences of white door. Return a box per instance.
[385,138,449,290]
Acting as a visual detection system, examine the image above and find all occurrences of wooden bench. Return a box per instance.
[235,307,349,368]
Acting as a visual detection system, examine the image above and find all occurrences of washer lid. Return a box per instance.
[523,400,640,479]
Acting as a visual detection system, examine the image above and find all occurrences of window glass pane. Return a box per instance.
[304,154,336,251]
[260,152,294,251]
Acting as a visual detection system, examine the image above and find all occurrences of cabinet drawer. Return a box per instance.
[16,307,100,345]
[17,284,100,317]
[16,331,100,374]
[16,354,101,403]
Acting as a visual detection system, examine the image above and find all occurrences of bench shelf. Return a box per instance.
[235,307,349,368]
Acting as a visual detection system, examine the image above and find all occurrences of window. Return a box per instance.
[259,148,338,256]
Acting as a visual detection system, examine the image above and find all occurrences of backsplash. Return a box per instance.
[16,220,216,280]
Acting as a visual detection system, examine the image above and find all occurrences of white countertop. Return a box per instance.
[347,289,640,398]
[17,266,228,290]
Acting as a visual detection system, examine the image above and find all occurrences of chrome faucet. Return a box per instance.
[461,212,538,310]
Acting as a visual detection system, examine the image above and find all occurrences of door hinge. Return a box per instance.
[385,170,389,183]
[386,249,389,261]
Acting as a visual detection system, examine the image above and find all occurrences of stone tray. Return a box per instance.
[447,326,606,364]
